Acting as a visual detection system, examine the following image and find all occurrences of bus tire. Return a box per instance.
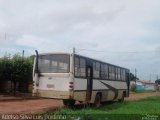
[118,92,124,102]
[63,99,75,106]
[94,94,101,108]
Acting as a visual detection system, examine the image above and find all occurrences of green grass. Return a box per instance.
[133,90,155,93]
[48,95,160,120]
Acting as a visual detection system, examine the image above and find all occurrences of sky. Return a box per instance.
[0,0,160,81]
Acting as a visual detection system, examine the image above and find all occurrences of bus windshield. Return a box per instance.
[38,54,70,73]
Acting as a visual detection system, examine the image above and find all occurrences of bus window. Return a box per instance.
[115,67,118,80]
[124,69,126,81]
[75,57,86,77]
[111,66,115,80]
[101,64,105,79]
[121,69,126,81]
[59,62,68,72]
[75,57,80,76]
[118,68,121,80]
[39,59,50,72]
[109,66,117,80]
[104,64,109,79]
[38,54,70,73]
[80,58,86,77]
[50,60,58,72]
[93,62,100,78]
[109,66,112,79]
[101,64,108,79]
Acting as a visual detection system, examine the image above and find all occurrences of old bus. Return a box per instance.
[32,51,130,107]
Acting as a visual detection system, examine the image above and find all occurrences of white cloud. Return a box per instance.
[0,0,160,80]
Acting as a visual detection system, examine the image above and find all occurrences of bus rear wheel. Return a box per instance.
[94,94,101,108]
[63,99,75,106]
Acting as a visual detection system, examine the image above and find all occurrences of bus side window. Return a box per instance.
[118,68,121,80]
[122,69,126,81]
[101,64,105,79]
[105,64,109,79]
[93,62,100,78]
[109,66,112,80]
[75,57,86,77]
[112,66,115,80]
[120,69,122,81]
[75,57,80,76]
[80,58,86,77]
[100,64,108,80]
[115,67,118,80]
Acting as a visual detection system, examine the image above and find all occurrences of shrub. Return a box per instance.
[0,54,33,93]
[130,83,136,91]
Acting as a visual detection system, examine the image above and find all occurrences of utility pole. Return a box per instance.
[22,50,24,58]
[135,68,137,85]
[73,47,75,54]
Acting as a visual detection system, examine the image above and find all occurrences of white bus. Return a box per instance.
[32,50,130,107]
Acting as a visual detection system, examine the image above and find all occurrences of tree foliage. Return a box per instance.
[130,83,136,91]
[12,54,33,82]
[130,73,139,81]
[0,54,33,82]
[0,54,33,93]
[0,57,13,81]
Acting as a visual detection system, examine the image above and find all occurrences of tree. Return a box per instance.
[130,73,139,81]
[0,54,33,94]
[155,79,160,84]
[12,54,33,94]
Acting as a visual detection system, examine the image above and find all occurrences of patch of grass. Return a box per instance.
[49,95,160,120]
[134,90,155,93]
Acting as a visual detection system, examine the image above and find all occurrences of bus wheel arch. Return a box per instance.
[118,91,125,102]
[123,91,127,97]
[94,92,102,108]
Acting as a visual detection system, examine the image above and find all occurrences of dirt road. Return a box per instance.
[0,92,159,114]
[0,99,63,114]
[125,92,160,101]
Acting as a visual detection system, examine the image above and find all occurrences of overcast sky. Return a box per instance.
[0,0,160,81]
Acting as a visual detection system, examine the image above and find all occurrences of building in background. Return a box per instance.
[130,80,156,91]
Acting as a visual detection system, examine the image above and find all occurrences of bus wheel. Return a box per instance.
[118,93,124,102]
[63,99,75,106]
[94,94,101,108]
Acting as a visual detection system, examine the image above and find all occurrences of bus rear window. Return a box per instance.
[38,54,70,73]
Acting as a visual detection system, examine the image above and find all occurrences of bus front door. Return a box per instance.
[86,66,93,101]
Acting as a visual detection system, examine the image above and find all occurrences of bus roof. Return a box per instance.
[32,52,129,71]
[31,52,70,57]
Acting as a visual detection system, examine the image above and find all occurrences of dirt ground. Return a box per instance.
[125,92,160,101]
[0,99,63,114]
[0,92,159,114]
